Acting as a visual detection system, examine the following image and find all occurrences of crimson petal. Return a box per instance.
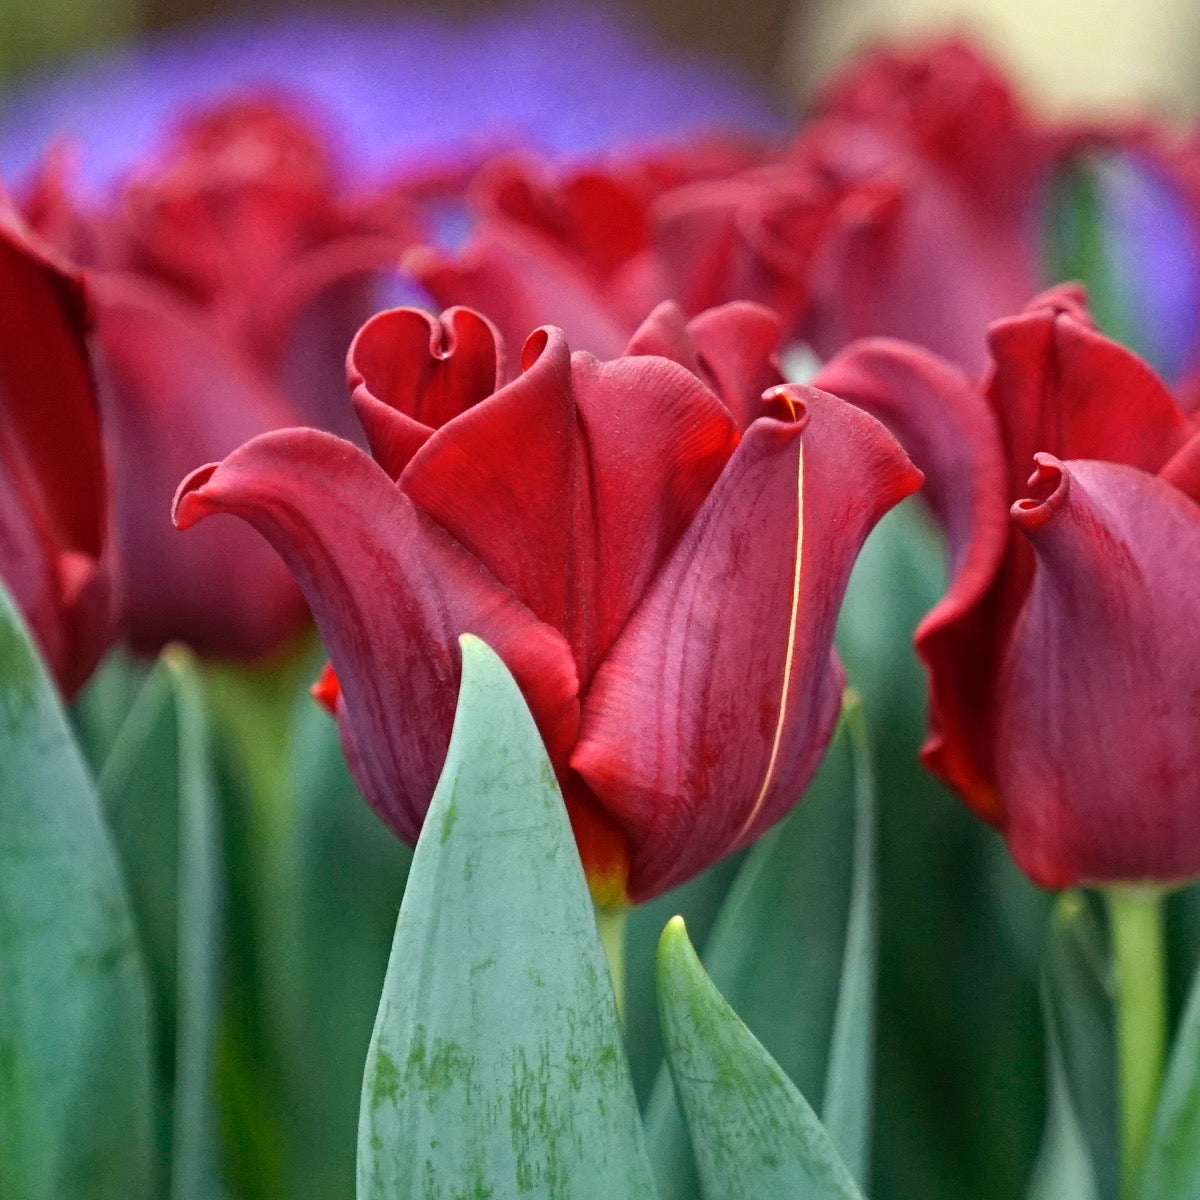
[573,385,921,900]
[92,272,308,658]
[348,305,505,478]
[173,428,581,844]
[987,291,1193,497]
[814,337,1010,813]
[996,456,1200,886]
[406,220,630,360]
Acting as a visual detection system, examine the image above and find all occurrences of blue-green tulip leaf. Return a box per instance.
[269,683,410,1200]
[1041,891,1116,1200]
[357,635,655,1200]
[1028,986,1100,1200]
[0,580,154,1200]
[646,699,875,1197]
[1136,933,1200,1199]
[98,649,223,1200]
[657,917,866,1200]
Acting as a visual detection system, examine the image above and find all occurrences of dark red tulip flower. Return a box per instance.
[407,141,767,360]
[24,96,419,659]
[816,285,1200,887]
[175,300,920,903]
[0,193,112,695]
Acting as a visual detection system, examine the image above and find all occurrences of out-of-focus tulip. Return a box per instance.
[817,285,1200,887]
[0,193,111,694]
[174,301,920,902]
[413,37,1047,373]
[26,97,417,659]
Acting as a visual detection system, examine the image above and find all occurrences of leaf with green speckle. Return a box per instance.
[656,917,865,1200]
[645,697,876,1198]
[0,579,154,1200]
[356,635,656,1200]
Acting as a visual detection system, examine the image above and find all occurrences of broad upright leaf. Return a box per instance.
[645,702,875,1197]
[1137,938,1200,1199]
[357,635,656,1200]
[657,917,866,1200]
[0,579,154,1200]
[98,649,223,1200]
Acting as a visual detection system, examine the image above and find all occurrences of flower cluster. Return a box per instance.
[8,29,1200,904]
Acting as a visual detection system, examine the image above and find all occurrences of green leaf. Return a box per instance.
[820,692,877,1180]
[657,917,866,1200]
[1136,931,1200,1199]
[1028,988,1100,1200]
[71,648,151,774]
[1041,891,1117,1200]
[269,685,410,1200]
[624,853,745,1103]
[357,635,656,1200]
[645,701,875,1198]
[0,580,154,1200]
[97,649,224,1200]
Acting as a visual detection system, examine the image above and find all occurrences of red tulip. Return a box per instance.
[0,193,112,695]
[816,286,1200,886]
[24,96,418,659]
[174,301,920,902]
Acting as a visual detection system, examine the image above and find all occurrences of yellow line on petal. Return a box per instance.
[734,443,805,846]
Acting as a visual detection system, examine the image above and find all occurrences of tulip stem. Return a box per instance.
[1107,886,1168,1200]
[595,905,628,1022]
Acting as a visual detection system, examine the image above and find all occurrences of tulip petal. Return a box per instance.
[987,292,1193,498]
[93,273,308,658]
[348,305,505,478]
[684,301,785,430]
[997,456,1200,886]
[398,326,583,648]
[401,331,740,682]
[173,428,582,845]
[406,219,631,360]
[0,201,110,694]
[573,386,920,900]
[814,338,1010,814]
[622,300,784,430]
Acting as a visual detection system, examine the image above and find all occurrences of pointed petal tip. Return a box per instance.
[171,461,222,530]
[1011,453,1069,532]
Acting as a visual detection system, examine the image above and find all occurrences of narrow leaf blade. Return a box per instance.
[1136,936,1200,1199]
[656,916,866,1200]
[646,706,873,1197]
[97,650,224,1200]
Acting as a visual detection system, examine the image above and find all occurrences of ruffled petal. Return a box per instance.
[92,272,308,658]
[406,220,631,360]
[996,456,1200,886]
[573,385,921,900]
[813,338,1011,813]
[400,327,740,683]
[348,305,505,478]
[398,326,583,648]
[986,288,1194,497]
[173,428,582,846]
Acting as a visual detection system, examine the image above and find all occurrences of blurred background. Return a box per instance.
[4,0,1200,112]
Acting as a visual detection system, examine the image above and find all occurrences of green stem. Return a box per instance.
[595,905,629,1022]
[1106,886,1168,1200]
